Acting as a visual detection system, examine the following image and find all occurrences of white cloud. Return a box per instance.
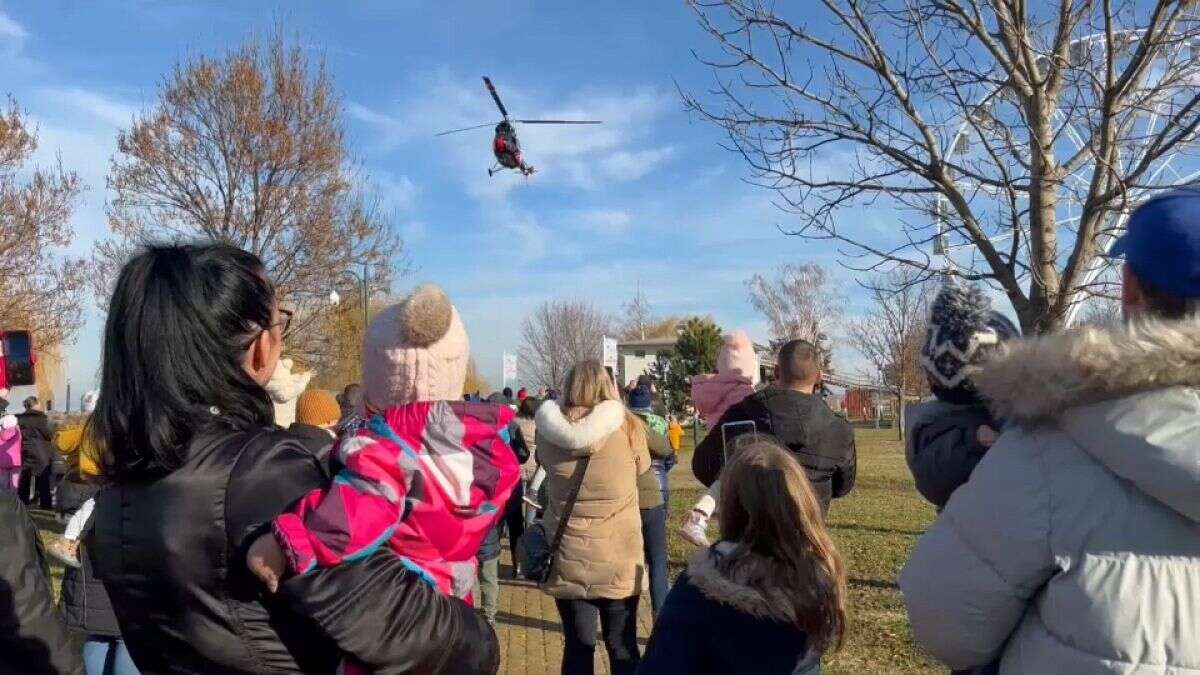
[370,170,418,213]
[41,87,137,128]
[0,10,27,42]
[572,208,632,236]
[596,147,676,181]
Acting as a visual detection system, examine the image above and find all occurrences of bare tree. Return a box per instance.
[619,284,682,341]
[0,98,85,351]
[747,263,843,366]
[621,284,656,341]
[1080,293,1124,325]
[93,35,402,371]
[519,299,612,390]
[687,1,1200,333]
[847,270,931,440]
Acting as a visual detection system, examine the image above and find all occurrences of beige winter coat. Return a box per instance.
[900,317,1200,674]
[535,400,649,600]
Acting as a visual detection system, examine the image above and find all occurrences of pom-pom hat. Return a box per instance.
[362,285,470,409]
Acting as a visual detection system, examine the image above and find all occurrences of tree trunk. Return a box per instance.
[896,390,905,442]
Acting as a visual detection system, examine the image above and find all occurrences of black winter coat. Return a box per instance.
[903,400,998,510]
[0,489,83,675]
[16,411,53,474]
[60,515,119,639]
[692,387,856,513]
[90,424,498,675]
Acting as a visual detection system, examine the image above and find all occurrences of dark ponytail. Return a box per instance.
[89,243,276,481]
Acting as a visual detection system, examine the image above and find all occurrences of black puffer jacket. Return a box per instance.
[16,410,53,475]
[0,489,84,675]
[693,386,856,513]
[91,424,499,675]
[60,514,119,639]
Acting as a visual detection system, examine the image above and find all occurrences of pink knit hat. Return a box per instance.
[718,331,761,385]
[362,285,470,409]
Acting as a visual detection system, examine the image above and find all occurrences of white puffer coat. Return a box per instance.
[900,318,1200,674]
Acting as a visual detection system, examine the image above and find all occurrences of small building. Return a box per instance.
[617,337,677,388]
[617,335,778,387]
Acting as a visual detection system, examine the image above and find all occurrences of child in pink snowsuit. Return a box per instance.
[679,331,759,547]
[248,286,519,648]
[0,415,21,491]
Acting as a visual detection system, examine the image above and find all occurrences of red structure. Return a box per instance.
[843,388,877,420]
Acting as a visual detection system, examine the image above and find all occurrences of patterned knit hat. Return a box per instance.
[362,285,470,409]
[921,282,1020,405]
[295,389,341,428]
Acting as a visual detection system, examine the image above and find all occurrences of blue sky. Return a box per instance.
[0,1,876,401]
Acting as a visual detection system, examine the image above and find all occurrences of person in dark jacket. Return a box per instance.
[475,406,531,623]
[86,243,497,675]
[17,397,55,509]
[692,339,856,514]
[0,488,84,675]
[640,440,846,675]
[61,512,138,675]
[906,283,1019,511]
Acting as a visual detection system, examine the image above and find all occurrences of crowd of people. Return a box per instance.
[4,186,1200,675]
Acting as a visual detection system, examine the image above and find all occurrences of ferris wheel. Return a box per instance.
[930,28,1200,325]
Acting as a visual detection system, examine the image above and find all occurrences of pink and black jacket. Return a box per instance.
[273,400,521,599]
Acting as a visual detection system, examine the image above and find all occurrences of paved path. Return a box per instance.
[489,555,655,675]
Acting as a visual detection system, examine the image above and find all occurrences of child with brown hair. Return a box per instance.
[640,438,847,674]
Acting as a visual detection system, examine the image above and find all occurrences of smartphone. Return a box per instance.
[721,421,758,463]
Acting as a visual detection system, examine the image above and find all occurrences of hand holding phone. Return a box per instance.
[721,421,758,463]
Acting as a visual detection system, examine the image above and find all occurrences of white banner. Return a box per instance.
[502,352,518,387]
[602,336,618,371]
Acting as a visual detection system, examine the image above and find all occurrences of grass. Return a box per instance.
[34,426,938,673]
[665,426,939,674]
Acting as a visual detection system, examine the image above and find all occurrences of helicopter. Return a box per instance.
[436,77,602,177]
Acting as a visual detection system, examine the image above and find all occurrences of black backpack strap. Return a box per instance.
[546,456,591,567]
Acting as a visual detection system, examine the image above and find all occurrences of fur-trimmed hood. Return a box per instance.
[686,544,800,625]
[976,317,1200,424]
[534,400,626,452]
[976,317,1200,522]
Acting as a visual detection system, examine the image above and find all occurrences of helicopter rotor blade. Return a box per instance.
[482,76,510,119]
[514,120,603,125]
[434,122,497,137]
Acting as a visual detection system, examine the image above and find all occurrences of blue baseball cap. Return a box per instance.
[1111,186,1200,297]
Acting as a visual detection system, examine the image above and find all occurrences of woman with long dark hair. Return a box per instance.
[87,244,496,674]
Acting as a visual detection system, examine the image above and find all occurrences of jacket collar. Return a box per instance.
[686,543,799,625]
[976,316,1200,424]
[534,400,626,450]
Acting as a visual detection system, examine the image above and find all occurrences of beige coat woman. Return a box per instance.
[535,399,649,600]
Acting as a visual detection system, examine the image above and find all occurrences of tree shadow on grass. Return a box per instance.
[828,523,924,537]
[849,577,900,591]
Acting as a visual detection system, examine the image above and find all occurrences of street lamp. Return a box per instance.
[329,262,373,340]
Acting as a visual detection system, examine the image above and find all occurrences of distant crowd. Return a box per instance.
[5,187,1200,675]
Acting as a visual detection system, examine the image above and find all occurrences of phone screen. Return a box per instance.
[721,421,757,462]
